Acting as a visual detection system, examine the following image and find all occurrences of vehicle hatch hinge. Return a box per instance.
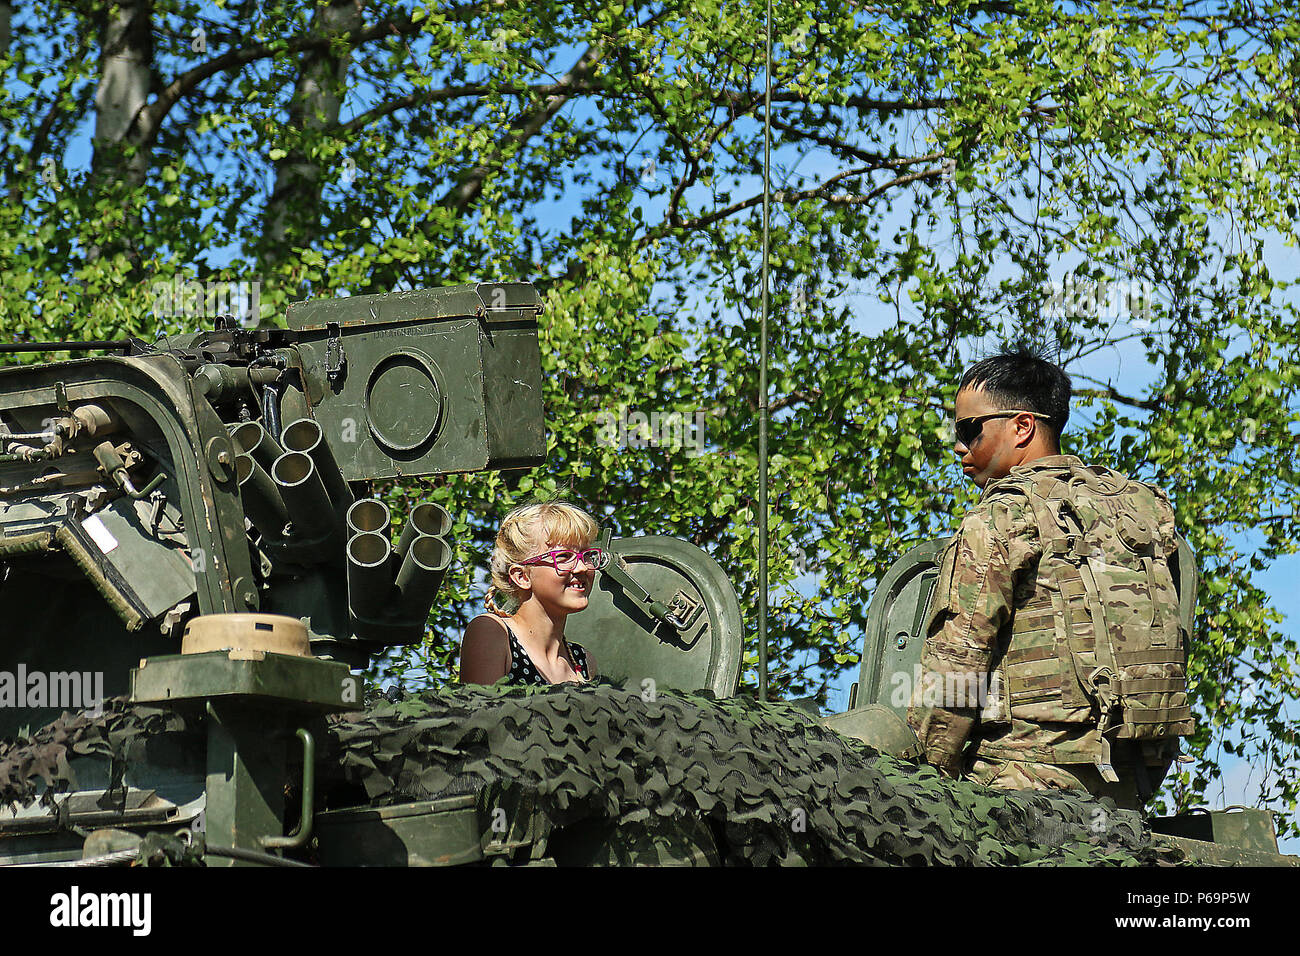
[325,323,346,385]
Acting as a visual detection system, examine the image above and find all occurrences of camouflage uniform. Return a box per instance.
[908,455,1192,808]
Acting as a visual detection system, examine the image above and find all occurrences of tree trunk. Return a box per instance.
[92,0,154,189]
[263,0,363,264]
[0,0,13,60]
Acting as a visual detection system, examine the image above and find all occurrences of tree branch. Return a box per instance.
[732,90,949,112]
[1073,383,1162,412]
[341,83,500,131]
[820,164,947,205]
[344,83,948,138]
[763,111,908,165]
[744,387,824,414]
[644,151,945,237]
[771,388,823,413]
[437,40,606,214]
[126,14,439,169]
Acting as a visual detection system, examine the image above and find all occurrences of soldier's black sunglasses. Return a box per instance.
[954,410,1052,447]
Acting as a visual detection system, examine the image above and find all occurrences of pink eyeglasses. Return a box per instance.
[518,548,610,572]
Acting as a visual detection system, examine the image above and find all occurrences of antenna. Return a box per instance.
[758,0,772,702]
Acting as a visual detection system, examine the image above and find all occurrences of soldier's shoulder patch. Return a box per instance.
[955,500,998,537]
[988,495,1036,541]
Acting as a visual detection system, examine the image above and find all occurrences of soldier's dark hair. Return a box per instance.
[958,348,1071,448]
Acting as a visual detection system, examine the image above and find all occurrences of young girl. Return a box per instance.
[459,501,606,685]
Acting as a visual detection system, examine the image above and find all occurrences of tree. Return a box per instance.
[1,0,1297,830]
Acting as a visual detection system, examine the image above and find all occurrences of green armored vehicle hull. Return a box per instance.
[2,682,1288,867]
[0,288,1291,867]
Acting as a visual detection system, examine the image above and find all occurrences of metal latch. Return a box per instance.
[595,529,700,631]
[325,323,346,385]
[666,590,704,630]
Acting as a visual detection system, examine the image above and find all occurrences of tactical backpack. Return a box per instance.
[980,462,1194,783]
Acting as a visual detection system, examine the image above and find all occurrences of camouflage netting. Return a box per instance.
[0,697,195,809]
[1,684,1185,865]
[323,682,1182,865]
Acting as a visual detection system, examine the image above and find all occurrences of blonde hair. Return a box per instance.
[485,500,601,616]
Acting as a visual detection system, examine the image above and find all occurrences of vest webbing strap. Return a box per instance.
[1010,605,1056,632]
[1116,677,1184,694]
[1009,671,1061,690]
[1004,644,1055,666]
[1123,705,1193,724]
[973,741,1103,765]
[1115,649,1184,666]
[975,739,1177,767]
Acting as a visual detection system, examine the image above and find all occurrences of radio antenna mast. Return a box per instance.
[758,0,773,702]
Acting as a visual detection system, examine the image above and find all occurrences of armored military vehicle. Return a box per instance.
[0,286,1291,866]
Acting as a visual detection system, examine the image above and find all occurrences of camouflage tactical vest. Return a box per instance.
[975,461,1194,781]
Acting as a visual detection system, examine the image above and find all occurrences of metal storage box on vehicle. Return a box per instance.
[285,283,546,480]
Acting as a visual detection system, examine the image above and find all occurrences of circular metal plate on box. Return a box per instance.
[365,351,445,452]
[181,613,311,657]
[565,536,742,697]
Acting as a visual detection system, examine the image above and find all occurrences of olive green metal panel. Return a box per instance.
[261,570,356,663]
[314,797,486,867]
[1156,834,1299,866]
[566,536,743,697]
[0,835,86,866]
[286,284,537,331]
[312,789,559,867]
[73,495,195,620]
[822,704,923,760]
[284,284,546,480]
[1150,808,1281,853]
[478,314,548,471]
[203,705,287,865]
[856,537,949,718]
[131,651,354,710]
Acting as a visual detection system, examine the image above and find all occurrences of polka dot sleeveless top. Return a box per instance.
[504,621,589,686]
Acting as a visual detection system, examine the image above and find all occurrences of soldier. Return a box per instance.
[907,349,1193,809]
